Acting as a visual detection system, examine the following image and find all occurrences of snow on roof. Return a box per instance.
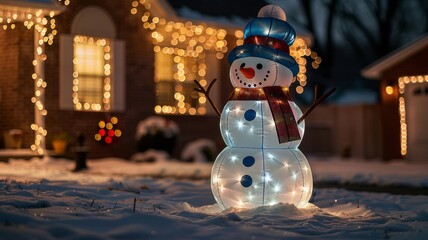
[166,0,268,22]
[362,34,428,79]
[0,0,59,8]
[18,0,54,3]
[332,88,378,105]
[175,6,249,29]
[0,0,64,15]
[164,0,311,38]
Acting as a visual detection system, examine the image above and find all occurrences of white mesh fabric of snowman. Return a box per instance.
[211,5,313,210]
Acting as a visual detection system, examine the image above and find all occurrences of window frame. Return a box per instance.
[59,6,125,112]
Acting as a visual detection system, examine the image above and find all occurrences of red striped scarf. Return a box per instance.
[229,86,301,143]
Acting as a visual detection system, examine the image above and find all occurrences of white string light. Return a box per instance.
[397,75,428,156]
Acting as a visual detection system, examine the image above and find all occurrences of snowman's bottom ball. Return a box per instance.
[211,147,313,210]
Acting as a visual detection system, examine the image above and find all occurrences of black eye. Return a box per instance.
[240,63,246,68]
[257,64,263,70]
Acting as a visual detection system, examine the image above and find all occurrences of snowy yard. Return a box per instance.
[1,157,428,239]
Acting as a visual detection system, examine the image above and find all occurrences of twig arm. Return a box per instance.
[297,88,336,124]
[314,84,318,101]
[194,79,221,117]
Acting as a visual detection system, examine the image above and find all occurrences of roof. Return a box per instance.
[0,0,64,17]
[160,0,311,41]
[362,34,428,79]
[0,0,60,8]
[164,0,268,28]
[166,0,268,20]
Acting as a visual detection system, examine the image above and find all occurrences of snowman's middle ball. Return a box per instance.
[230,57,294,88]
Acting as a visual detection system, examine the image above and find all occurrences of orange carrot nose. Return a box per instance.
[240,67,255,79]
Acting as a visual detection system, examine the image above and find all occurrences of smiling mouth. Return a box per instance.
[234,67,271,88]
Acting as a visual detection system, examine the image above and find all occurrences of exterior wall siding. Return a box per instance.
[0,26,34,149]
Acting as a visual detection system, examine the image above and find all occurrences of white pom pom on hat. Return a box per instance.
[257,4,286,21]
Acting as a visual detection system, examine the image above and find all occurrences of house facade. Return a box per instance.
[362,34,428,162]
[0,0,317,159]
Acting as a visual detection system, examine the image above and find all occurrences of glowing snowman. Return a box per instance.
[211,5,313,210]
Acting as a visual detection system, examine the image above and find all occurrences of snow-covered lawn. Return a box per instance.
[1,157,428,239]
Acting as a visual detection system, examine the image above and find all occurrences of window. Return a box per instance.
[59,6,125,112]
[73,36,111,111]
[154,49,219,115]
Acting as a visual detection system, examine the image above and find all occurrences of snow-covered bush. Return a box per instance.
[181,139,217,162]
[136,116,180,154]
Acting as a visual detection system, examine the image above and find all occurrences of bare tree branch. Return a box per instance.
[194,79,221,117]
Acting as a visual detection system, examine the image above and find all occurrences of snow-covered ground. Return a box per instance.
[2,156,427,188]
[1,156,428,239]
[310,156,428,188]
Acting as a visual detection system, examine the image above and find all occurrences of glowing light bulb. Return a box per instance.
[292,172,297,180]
[385,86,394,95]
[265,174,272,182]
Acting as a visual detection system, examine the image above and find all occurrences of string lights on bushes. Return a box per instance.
[95,117,122,144]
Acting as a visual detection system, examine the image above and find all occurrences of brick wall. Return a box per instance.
[0,26,34,148]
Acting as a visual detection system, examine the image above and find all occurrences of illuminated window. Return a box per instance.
[59,6,125,112]
[154,50,218,115]
[73,36,111,111]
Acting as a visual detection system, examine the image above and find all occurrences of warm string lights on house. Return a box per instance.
[153,46,208,115]
[397,75,428,156]
[0,8,59,45]
[72,35,112,111]
[131,0,319,117]
[131,0,228,58]
[56,0,71,6]
[0,0,68,154]
[290,38,321,94]
[131,0,229,115]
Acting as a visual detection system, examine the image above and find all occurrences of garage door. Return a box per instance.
[405,82,428,162]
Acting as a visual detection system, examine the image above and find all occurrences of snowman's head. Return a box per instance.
[230,57,293,88]
[227,5,299,88]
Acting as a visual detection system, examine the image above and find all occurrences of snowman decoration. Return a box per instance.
[196,5,332,210]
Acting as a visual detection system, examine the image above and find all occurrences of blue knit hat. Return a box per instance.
[228,5,299,76]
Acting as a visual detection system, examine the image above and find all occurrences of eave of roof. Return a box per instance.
[0,0,64,18]
[153,0,312,41]
[362,34,428,79]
